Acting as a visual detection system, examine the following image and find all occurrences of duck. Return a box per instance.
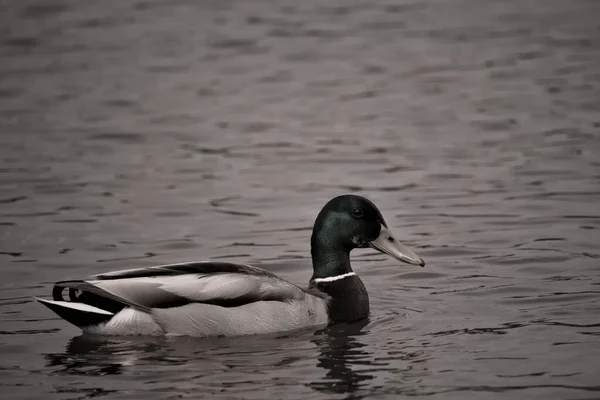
[36,195,425,336]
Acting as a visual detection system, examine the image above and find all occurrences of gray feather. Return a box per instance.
[56,262,321,311]
[152,293,329,336]
[91,262,278,280]
[83,272,305,310]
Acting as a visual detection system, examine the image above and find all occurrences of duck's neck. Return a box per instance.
[310,238,352,280]
[310,235,370,323]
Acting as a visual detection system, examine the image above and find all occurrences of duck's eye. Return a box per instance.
[351,208,364,218]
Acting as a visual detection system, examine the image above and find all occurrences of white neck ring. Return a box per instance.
[313,271,356,283]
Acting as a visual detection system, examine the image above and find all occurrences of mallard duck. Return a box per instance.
[36,195,424,336]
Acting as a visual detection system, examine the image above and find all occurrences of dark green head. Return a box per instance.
[310,195,424,278]
[311,195,387,251]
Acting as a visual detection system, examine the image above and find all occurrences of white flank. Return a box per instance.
[313,272,356,283]
[35,298,114,315]
[85,308,164,336]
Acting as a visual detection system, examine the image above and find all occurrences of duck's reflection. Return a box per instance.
[45,318,374,391]
[45,335,169,375]
[44,329,312,376]
[309,318,373,395]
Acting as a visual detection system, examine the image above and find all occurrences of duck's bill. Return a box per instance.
[369,225,425,267]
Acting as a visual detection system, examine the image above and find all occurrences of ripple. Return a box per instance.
[395,272,448,280]
[0,195,28,204]
[88,132,145,143]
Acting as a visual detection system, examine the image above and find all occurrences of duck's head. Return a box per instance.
[311,195,425,268]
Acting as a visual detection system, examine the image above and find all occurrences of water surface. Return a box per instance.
[1,0,599,399]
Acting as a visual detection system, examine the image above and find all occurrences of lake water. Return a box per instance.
[1,0,599,399]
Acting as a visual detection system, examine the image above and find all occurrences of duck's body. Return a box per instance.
[38,262,333,336]
[36,195,424,337]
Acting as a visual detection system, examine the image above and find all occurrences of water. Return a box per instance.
[1,0,599,398]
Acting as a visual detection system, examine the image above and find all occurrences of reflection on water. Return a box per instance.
[310,320,374,395]
[45,321,376,387]
[41,318,438,398]
[45,335,168,376]
[44,323,377,396]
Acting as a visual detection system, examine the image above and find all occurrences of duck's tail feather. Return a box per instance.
[35,297,114,328]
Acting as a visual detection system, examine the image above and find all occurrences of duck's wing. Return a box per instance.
[50,261,310,314]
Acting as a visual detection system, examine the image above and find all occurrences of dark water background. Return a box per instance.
[1,0,599,399]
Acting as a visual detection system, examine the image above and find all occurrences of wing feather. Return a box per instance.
[91,262,276,280]
[54,262,311,311]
